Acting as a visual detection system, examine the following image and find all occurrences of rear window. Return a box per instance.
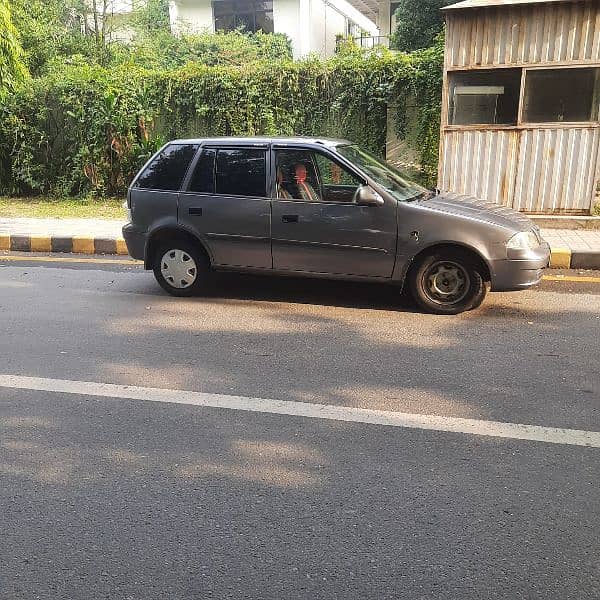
[135,144,198,191]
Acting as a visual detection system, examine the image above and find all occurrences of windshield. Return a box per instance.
[336,144,429,202]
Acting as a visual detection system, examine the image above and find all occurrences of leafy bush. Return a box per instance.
[0,0,28,95]
[0,45,442,197]
[11,0,103,76]
[128,30,292,70]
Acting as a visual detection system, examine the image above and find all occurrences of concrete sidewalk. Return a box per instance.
[536,229,600,269]
[1,217,599,268]
[0,218,127,255]
[0,217,123,239]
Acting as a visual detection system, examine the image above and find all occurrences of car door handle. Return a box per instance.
[282,214,298,223]
[189,207,203,216]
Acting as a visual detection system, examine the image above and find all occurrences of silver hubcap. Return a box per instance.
[423,261,469,305]
[160,249,197,289]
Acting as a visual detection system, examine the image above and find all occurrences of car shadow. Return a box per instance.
[198,271,417,312]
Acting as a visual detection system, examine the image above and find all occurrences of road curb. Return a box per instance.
[1,234,599,269]
[548,248,600,270]
[570,251,600,270]
[0,234,128,256]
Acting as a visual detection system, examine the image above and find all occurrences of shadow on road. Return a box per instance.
[1,263,600,598]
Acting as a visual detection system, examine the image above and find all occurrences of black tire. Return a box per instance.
[152,241,213,297]
[409,249,488,315]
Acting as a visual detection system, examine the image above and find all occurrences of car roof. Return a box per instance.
[169,136,353,147]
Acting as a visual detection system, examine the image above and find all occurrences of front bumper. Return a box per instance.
[122,223,147,262]
[490,242,550,292]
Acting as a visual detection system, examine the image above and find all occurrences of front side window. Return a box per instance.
[276,150,362,203]
[216,148,267,197]
[523,67,600,123]
[213,0,273,33]
[448,69,521,126]
[136,144,198,191]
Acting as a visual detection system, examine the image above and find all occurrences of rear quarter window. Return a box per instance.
[135,144,198,191]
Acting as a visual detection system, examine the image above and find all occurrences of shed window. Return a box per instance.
[523,68,600,123]
[449,69,521,126]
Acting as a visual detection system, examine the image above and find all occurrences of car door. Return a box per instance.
[271,147,397,278]
[179,145,272,269]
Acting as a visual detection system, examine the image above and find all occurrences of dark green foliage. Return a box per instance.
[129,30,292,69]
[11,0,97,76]
[131,0,171,35]
[0,0,28,94]
[0,46,443,197]
[391,0,453,52]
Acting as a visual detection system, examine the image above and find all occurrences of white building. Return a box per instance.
[168,0,395,57]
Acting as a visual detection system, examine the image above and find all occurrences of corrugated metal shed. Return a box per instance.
[439,127,600,212]
[445,1,600,68]
[444,0,582,10]
[438,0,600,214]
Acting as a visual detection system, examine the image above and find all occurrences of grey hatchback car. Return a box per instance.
[123,137,550,314]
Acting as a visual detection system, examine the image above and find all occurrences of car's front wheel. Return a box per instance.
[152,241,212,297]
[409,250,488,315]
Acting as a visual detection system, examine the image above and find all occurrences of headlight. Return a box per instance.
[506,231,540,250]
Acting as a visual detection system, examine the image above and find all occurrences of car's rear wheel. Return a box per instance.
[409,250,488,315]
[152,241,212,297]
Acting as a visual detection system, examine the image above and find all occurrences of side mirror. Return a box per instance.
[356,185,384,207]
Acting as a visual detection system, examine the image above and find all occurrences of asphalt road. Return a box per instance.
[0,254,599,599]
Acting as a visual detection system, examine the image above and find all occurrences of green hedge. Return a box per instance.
[0,43,443,197]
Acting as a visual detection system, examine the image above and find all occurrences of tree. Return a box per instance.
[0,0,28,95]
[131,0,171,35]
[10,0,93,76]
[11,0,130,73]
[391,0,453,52]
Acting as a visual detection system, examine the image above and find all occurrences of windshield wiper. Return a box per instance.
[406,189,436,203]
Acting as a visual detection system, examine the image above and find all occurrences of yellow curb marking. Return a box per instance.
[0,235,10,251]
[544,274,600,283]
[30,236,52,252]
[72,237,96,254]
[116,239,128,255]
[549,247,572,269]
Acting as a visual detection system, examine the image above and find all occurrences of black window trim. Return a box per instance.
[181,144,271,199]
[271,145,367,205]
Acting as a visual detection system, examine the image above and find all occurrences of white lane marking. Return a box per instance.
[1,374,599,448]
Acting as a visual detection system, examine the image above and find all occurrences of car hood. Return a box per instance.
[418,192,534,232]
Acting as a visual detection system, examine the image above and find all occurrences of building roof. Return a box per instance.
[443,0,582,10]
[343,0,379,24]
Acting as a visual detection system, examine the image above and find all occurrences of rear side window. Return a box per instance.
[136,144,198,191]
[188,148,216,193]
[216,148,266,197]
